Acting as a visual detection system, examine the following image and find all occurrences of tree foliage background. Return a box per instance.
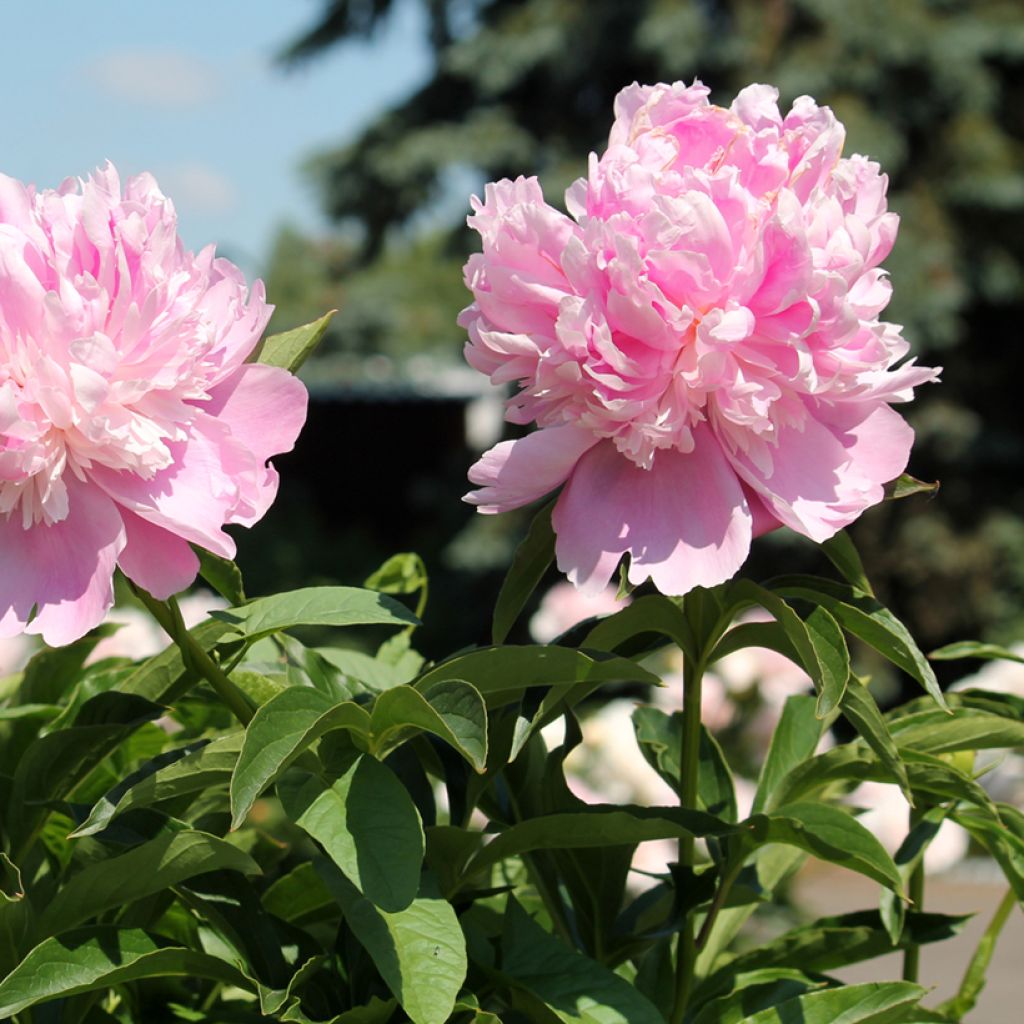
[261,0,1024,664]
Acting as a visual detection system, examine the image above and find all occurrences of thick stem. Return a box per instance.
[902,854,925,982]
[670,652,705,1024]
[133,586,254,726]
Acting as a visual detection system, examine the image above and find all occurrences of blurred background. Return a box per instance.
[6,0,1024,679]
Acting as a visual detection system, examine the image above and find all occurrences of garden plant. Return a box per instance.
[0,80,1021,1024]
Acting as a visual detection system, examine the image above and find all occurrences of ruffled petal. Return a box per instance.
[552,429,752,596]
[465,424,598,514]
[721,400,914,542]
[117,508,200,600]
[0,480,125,646]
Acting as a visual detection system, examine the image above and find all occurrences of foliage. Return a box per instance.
[1,442,1021,1021]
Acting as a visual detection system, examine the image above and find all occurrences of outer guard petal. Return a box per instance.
[552,429,752,596]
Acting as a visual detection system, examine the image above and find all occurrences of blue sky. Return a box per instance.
[1,1,430,273]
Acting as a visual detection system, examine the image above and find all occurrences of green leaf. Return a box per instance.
[929,640,1024,665]
[279,758,424,912]
[582,593,696,661]
[9,693,165,844]
[820,530,875,595]
[633,708,736,821]
[937,888,1017,1020]
[315,646,418,689]
[230,687,371,828]
[459,806,735,884]
[212,586,418,642]
[888,708,1024,752]
[0,854,30,980]
[804,606,851,716]
[73,733,243,838]
[753,695,822,814]
[365,552,427,595]
[744,802,904,894]
[738,980,925,1023]
[690,970,827,1024]
[37,831,259,937]
[886,474,939,502]
[840,677,912,803]
[769,575,946,709]
[252,310,335,372]
[698,910,966,1005]
[414,645,661,709]
[726,581,829,711]
[194,547,246,605]
[118,618,234,703]
[492,499,556,645]
[0,926,251,1017]
[261,863,336,924]
[316,862,466,1024]
[369,680,487,770]
[496,897,664,1023]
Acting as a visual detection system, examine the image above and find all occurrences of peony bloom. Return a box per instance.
[0,164,307,645]
[461,81,938,596]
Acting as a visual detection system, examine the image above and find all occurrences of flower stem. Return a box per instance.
[671,651,705,1024]
[132,586,254,726]
[902,855,925,982]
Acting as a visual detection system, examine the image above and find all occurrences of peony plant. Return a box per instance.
[0,89,1021,1024]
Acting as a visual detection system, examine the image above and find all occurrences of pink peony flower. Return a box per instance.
[461,81,938,596]
[0,164,307,645]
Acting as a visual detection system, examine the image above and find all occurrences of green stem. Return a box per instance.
[132,586,254,726]
[695,859,742,952]
[902,855,925,982]
[670,651,706,1024]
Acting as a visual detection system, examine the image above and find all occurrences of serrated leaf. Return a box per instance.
[316,862,466,1024]
[231,687,371,828]
[38,831,259,937]
[253,311,335,372]
[279,758,424,912]
[0,927,250,1017]
[369,680,487,770]
[212,586,418,642]
[492,499,556,645]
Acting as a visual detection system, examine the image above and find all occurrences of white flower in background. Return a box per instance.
[950,644,1024,698]
[529,581,629,643]
[89,590,227,663]
[850,781,968,875]
[0,634,33,677]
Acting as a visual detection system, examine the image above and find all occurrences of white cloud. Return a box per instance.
[156,162,237,215]
[84,49,219,109]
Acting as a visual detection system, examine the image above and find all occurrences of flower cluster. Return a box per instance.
[0,164,307,644]
[462,81,938,595]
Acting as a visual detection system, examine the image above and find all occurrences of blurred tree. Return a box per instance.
[271,0,1024,658]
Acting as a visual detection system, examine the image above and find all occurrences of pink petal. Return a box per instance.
[465,424,598,514]
[91,421,239,558]
[117,509,200,600]
[203,363,308,526]
[0,481,125,646]
[552,429,753,596]
[722,401,914,542]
